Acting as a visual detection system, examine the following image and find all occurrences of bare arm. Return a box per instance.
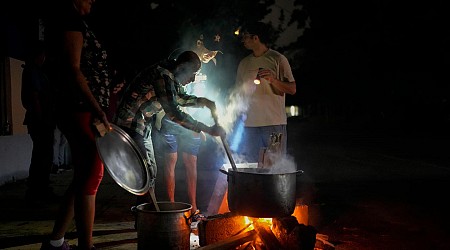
[63,31,111,131]
[270,78,296,95]
[258,68,296,95]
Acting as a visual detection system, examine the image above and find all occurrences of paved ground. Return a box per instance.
[291,118,450,250]
[1,117,450,249]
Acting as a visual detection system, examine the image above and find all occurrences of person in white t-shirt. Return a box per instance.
[235,21,296,163]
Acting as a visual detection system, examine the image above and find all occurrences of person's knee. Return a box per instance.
[83,173,103,195]
[76,154,104,195]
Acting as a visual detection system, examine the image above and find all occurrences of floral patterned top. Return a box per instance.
[80,21,111,109]
[45,5,111,112]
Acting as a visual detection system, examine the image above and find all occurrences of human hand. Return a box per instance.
[198,98,218,121]
[93,111,112,137]
[206,124,226,137]
[112,82,125,94]
[198,97,216,110]
[258,68,276,84]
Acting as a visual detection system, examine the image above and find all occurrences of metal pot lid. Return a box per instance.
[95,124,150,195]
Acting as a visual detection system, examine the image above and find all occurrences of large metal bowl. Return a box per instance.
[96,124,150,195]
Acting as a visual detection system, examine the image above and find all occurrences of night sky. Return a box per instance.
[3,0,449,132]
[300,0,449,131]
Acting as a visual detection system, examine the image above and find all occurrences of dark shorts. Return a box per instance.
[159,117,201,155]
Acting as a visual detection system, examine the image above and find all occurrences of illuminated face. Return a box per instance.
[73,0,94,15]
[175,63,201,85]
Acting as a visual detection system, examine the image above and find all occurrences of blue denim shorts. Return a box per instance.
[159,117,201,155]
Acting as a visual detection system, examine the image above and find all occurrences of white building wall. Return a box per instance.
[0,57,31,186]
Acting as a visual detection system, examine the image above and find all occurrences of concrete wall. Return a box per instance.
[0,57,31,186]
[9,57,27,135]
[0,134,32,185]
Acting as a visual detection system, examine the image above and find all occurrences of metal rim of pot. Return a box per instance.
[131,201,194,225]
[131,202,193,250]
[220,168,304,176]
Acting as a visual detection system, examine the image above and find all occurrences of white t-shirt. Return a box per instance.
[235,49,295,127]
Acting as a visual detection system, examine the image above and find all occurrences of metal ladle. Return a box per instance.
[212,112,238,172]
[220,135,238,172]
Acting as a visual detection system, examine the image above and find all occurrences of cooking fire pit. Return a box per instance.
[197,211,317,250]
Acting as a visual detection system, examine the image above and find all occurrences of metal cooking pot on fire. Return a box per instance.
[220,166,303,218]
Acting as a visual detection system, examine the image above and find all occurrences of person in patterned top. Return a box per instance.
[41,0,113,249]
[114,51,225,205]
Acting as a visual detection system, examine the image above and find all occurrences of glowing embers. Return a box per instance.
[244,216,273,231]
[198,211,316,249]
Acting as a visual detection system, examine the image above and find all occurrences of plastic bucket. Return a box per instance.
[132,202,192,250]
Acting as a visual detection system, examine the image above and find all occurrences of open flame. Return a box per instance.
[244,216,273,231]
[198,205,314,249]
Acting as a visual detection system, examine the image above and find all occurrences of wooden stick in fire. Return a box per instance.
[253,221,284,250]
[196,229,256,250]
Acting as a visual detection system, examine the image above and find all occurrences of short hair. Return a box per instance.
[241,22,275,46]
[176,51,201,70]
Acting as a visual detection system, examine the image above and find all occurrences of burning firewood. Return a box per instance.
[272,216,317,250]
[253,221,284,250]
[196,229,257,250]
[315,234,335,250]
[235,242,254,250]
[198,212,249,246]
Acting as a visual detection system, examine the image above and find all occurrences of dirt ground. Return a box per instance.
[290,117,450,250]
[1,116,450,250]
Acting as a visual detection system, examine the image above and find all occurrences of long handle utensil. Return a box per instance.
[221,135,238,172]
[149,187,160,212]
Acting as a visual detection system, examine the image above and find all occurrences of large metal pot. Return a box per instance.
[221,167,303,218]
[131,202,193,250]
